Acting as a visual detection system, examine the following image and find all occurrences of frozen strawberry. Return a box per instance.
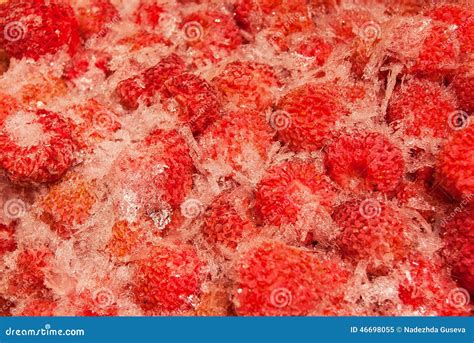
[293,34,333,66]
[115,53,186,110]
[198,110,273,177]
[180,10,243,63]
[426,4,474,58]
[397,254,471,315]
[254,160,336,227]
[0,222,16,256]
[436,124,474,200]
[0,0,80,60]
[20,298,57,316]
[72,0,119,39]
[202,192,257,254]
[233,241,350,316]
[134,0,165,28]
[212,61,282,111]
[333,199,414,275]
[0,109,76,185]
[38,175,98,239]
[63,49,112,81]
[324,131,405,194]
[67,99,121,152]
[8,248,53,299]
[109,129,194,221]
[163,73,222,134]
[387,78,458,138]
[451,63,474,114]
[275,83,348,152]
[408,22,460,79]
[132,243,205,313]
[440,206,474,295]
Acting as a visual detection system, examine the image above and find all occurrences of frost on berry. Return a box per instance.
[387,78,458,139]
[0,110,76,185]
[132,243,205,314]
[163,73,223,134]
[396,254,471,315]
[115,54,186,110]
[198,110,273,181]
[201,191,257,256]
[107,129,194,225]
[38,175,98,239]
[212,61,282,111]
[333,199,416,275]
[0,0,80,60]
[254,159,336,227]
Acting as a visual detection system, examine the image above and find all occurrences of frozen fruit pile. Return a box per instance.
[0,0,473,316]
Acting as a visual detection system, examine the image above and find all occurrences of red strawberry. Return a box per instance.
[198,110,273,177]
[0,109,76,185]
[333,198,415,275]
[163,73,223,134]
[324,131,405,194]
[436,124,474,200]
[233,241,350,316]
[274,83,348,152]
[212,61,282,111]
[115,54,186,110]
[0,0,80,60]
[132,243,205,313]
[202,191,257,254]
[255,159,336,227]
[39,175,98,239]
[387,78,458,138]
